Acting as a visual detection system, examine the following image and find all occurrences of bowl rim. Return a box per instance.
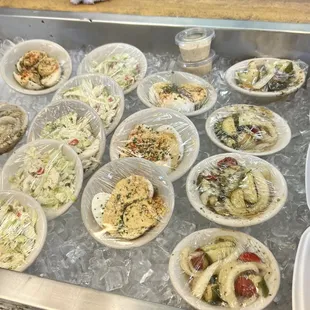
[169,228,281,310]
[225,57,307,98]
[205,104,292,156]
[186,152,288,227]
[77,42,147,95]
[0,39,73,96]
[137,70,218,117]
[81,157,175,249]
[0,189,47,272]
[109,107,200,182]
[1,139,84,220]
[51,73,125,135]
[27,98,106,178]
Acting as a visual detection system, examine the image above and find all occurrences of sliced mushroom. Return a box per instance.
[0,103,28,154]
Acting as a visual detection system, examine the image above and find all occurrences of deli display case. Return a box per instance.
[0,8,310,310]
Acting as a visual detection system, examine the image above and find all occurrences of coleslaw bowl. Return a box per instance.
[52,74,125,135]
[27,99,106,178]
[77,43,147,95]
[1,139,83,220]
[0,190,47,272]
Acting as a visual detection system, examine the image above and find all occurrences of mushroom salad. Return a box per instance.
[0,103,27,155]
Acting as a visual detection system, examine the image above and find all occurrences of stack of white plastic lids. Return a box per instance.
[175,27,216,76]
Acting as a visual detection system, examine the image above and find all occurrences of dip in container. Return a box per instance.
[177,50,216,76]
[175,28,215,62]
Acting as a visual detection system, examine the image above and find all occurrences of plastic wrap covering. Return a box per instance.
[0,102,28,155]
[206,104,291,156]
[169,229,280,310]
[186,153,287,227]
[0,190,47,272]
[81,157,174,249]
[110,108,200,182]
[27,99,105,178]
[52,74,125,135]
[0,39,72,95]
[77,43,147,94]
[1,140,83,220]
[137,71,217,117]
[226,58,308,99]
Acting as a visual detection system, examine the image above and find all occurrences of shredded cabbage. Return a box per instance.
[9,147,76,209]
[40,112,100,172]
[62,80,120,129]
[0,199,37,270]
[92,53,140,90]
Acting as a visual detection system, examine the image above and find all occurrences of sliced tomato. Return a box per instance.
[36,167,45,175]
[190,250,208,271]
[239,252,262,263]
[217,157,238,168]
[206,174,217,181]
[69,139,79,146]
[250,126,260,134]
[235,276,257,298]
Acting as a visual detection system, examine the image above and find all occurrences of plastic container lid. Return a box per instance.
[292,226,310,310]
[177,49,216,68]
[175,28,215,46]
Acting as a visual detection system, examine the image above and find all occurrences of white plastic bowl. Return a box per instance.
[77,43,147,95]
[27,99,106,178]
[0,39,72,95]
[225,58,307,101]
[305,143,310,210]
[292,226,310,310]
[110,108,200,182]
[137,71,217,117]
[52,74,125,135]
[81,157,175,249]
[0,190,47,272]
[186,153,287,227]
[205,104,291,156]
[169,228,281,310]
[1,139,83,220]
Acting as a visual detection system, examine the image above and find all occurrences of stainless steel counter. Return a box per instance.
[0,269,177,310]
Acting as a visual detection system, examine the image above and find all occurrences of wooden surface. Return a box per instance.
[1,0,310,24]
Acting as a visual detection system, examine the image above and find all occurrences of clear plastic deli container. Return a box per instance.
[177,50,216,76]
[175,28,215,62]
